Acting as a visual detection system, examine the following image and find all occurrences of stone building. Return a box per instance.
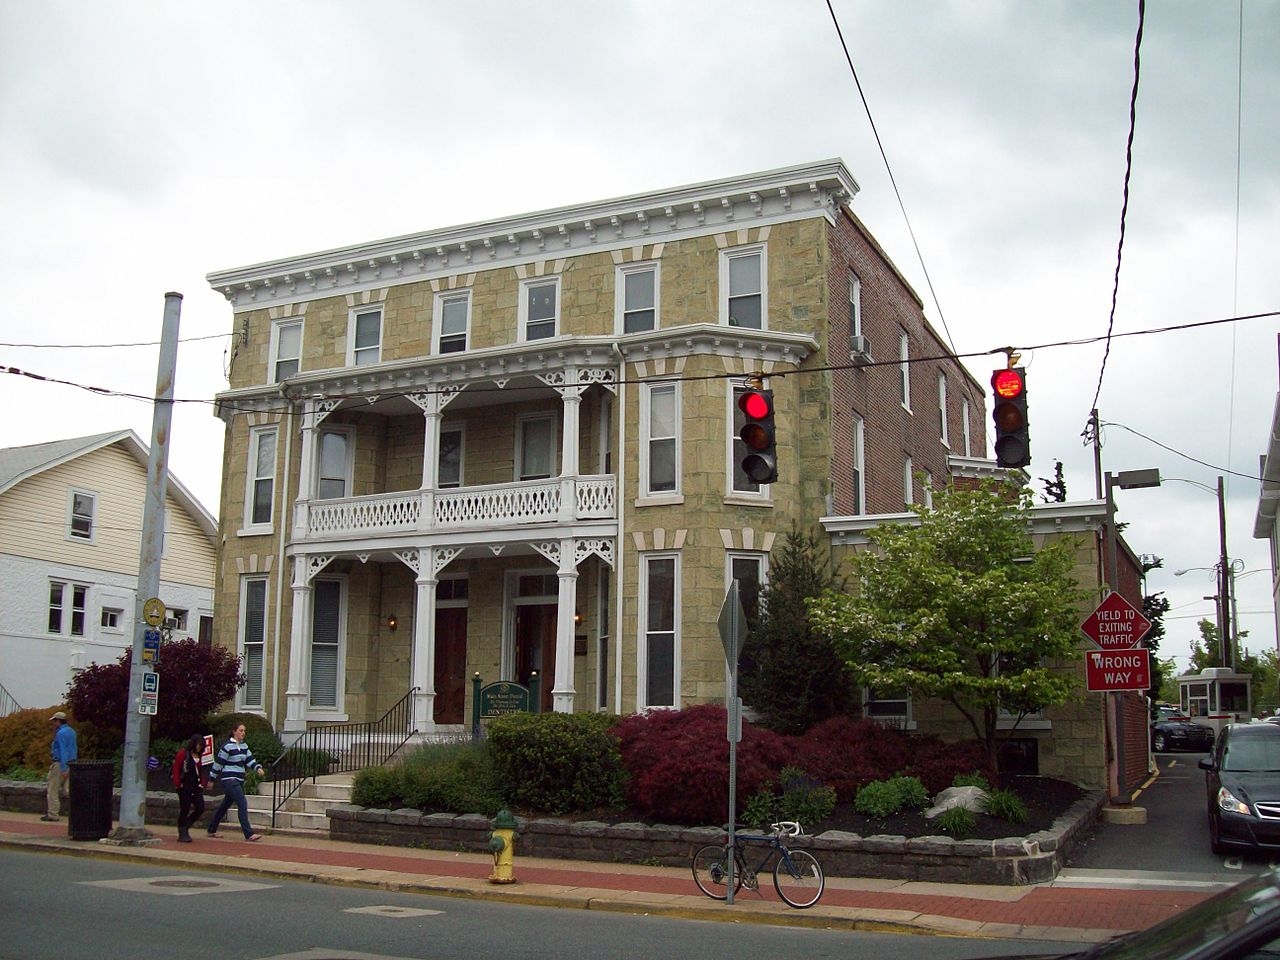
[207,159,990,741]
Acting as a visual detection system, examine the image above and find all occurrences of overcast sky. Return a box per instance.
[1,1,1276,673]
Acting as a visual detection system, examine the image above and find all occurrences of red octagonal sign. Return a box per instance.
[1080,591,1151,650]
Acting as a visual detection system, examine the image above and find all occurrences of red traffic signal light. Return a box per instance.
[990,367,1030,468]
[738,388,777,484]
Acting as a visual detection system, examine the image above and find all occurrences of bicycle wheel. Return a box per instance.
[773,849,824,908]
[691,843,744,900]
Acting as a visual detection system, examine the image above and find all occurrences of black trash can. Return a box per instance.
[67,760,114,840]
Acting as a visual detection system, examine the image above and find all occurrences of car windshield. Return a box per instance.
[1078,870,1280,958]
[1222,738,1280,772]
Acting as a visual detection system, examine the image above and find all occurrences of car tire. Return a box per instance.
[1154,732,1167,752]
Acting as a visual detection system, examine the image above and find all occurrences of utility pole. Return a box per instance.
[112,292,182,842]
[1216,476,1233,669]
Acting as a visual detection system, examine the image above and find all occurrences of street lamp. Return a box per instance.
[1165,477,1236,670]
[1105,468,1162,592]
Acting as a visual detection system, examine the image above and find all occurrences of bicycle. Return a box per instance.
[691,820,825,908]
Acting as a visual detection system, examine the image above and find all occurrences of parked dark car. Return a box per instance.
[978,867,1280,958]
[1199,723,1280,855]
[1152,714,1215,752]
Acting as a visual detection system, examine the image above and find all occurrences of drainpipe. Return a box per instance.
[611,343,626,714]
[273,387,295,733]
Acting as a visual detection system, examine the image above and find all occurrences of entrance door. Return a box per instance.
[514,603,556,713]
[433,607,468,724]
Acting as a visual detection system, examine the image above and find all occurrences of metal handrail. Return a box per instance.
[269,686,418,828]
[0,681,19,718]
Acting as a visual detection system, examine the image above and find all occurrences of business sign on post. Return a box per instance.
[1080,591,1151,651]
[1085,648,1151,692]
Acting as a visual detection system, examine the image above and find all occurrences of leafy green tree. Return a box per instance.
[738,528,857,735]
[808,480,1088,774]
[1156,656,1181,703]
[1189,619,1223,672]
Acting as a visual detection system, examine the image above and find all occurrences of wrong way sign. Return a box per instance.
[1085,648,1151,692]
[1080,591,1151,650]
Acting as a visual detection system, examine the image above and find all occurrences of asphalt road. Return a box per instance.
[0,849,1075,960]
[1066,750,1280,877]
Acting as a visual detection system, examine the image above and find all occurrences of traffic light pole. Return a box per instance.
[112,292,182,842]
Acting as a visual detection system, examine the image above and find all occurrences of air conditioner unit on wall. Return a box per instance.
[849,335,873,365]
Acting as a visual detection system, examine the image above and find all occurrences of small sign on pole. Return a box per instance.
[1085,648,1151,692]
[139,668,159,715]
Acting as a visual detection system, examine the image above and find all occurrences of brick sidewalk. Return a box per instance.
[0,813,1212,943]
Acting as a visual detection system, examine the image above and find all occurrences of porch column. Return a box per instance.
[420,394,441,490]
[552,537,578,713]
[283,556,314,738]
[411,548,439,731]
[559,382,582,477]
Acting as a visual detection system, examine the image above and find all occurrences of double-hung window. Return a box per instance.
[48,581,87,637]
[317,429,351,499]
[641,382,679,496]
[618,263,657,333]
[310,578,345,711]
[961,397,973,456]
[349,307,382,366]
[435,291,470,354]
[848,271,862,338]
[903,455,914,509]
[517,416,555,481]
[851,412,866,515]
[899,329,911,409]
[521,278,559,341]
[244,427,277,530]
[641,554,679,708]
[270,319,302,382]
[721,246,765,329]
[864,688,912,729]
[68,490,95,541]
[727,553,766,623]
[938,373,949,446]
[439,427,463,488]
[239,577,268,709]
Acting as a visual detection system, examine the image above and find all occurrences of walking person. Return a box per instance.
[206,723,265,842]
[42,711,77,822]
[175,734,208,842]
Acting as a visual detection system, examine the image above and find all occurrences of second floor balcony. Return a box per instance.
[296,475,616,543]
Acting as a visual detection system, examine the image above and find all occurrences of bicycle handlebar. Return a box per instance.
[771,821,802,837]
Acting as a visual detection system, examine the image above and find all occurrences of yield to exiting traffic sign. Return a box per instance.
[1079,591,1151,651]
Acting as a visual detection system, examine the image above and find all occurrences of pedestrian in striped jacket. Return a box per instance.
[206,723,265,842]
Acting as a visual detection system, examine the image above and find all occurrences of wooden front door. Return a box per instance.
[433,607,468,724]
[514,603,556,713]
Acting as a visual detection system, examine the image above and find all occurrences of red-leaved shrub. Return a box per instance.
[789,717,911,802]
[612,705,792,825]
[901,736,995,793]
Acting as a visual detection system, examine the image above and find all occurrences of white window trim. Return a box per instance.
[346,305,383,367]
[67,488,96,543]
[433,289,471,354]
[515,414,558,482]
[269,318,302,384]
[851,412,866,515]
[638,552,681,710]
[727,381,770,502]
[719,244,768,330]
[962,397,973,457]
[308,575,349,720]
[616,261,660,334]
[237,576,269,711]
[438,423,465,489]
[862,688,916,731]
[518,276,561,342]
[316,426,355,500]
[638,380,682,502]
[938,373,949,446]
[725,551,769,606]
[848,271,862,338]
[903,455,914,508]
[923,470,934,510]
[48,580,88,638]
[241,426,277,535]
[899,329,911,411]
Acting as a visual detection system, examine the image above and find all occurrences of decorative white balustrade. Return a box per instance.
[299,476,615,540]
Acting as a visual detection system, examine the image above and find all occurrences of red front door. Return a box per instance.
[433,607,468,724]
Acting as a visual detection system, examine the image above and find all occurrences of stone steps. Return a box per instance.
[242,773,355,833]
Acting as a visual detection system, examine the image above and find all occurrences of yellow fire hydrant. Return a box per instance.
[487,809,519,884]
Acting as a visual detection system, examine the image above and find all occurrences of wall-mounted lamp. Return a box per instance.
[386,615,398,632]
[573,609,583,625]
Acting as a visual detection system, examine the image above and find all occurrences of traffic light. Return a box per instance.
[990,367,1030,468]
[738,387,777,484]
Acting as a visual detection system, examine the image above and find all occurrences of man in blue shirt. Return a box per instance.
[43,711,77,821]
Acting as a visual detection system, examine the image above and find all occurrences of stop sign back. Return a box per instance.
[1080,591,1151,650]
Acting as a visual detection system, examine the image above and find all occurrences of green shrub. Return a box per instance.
[742,787,777,829]
[1,764,43,782]
[934,805,977,837]
[775,767,836,829]
[888,775,929,810]
[398,742,503,816]
[352,765,403,808]
[983,787,1028,824]
[487,712,625,815]
[952,771,991,790]
[854,779,903,818]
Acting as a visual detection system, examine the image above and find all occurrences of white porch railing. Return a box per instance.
[298,475,615,540]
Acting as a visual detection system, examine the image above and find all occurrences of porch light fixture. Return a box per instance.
[386,615,398,632]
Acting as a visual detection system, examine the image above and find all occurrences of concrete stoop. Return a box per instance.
[246,773,356,833]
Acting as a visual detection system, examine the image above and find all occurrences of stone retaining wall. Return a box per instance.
[327,790,1107,886]
[0,780,183,826]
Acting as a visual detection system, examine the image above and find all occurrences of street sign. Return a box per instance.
[1085,648,1151,692]
[142,597,166,627]
[142,628,161,664]
[717,582,748,668]
[139,667,159,715]
[1080,591,1151,650]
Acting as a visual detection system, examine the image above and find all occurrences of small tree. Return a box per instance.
[808,480,1087,774]
[738,528,857,735]
[66,639,246,744]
